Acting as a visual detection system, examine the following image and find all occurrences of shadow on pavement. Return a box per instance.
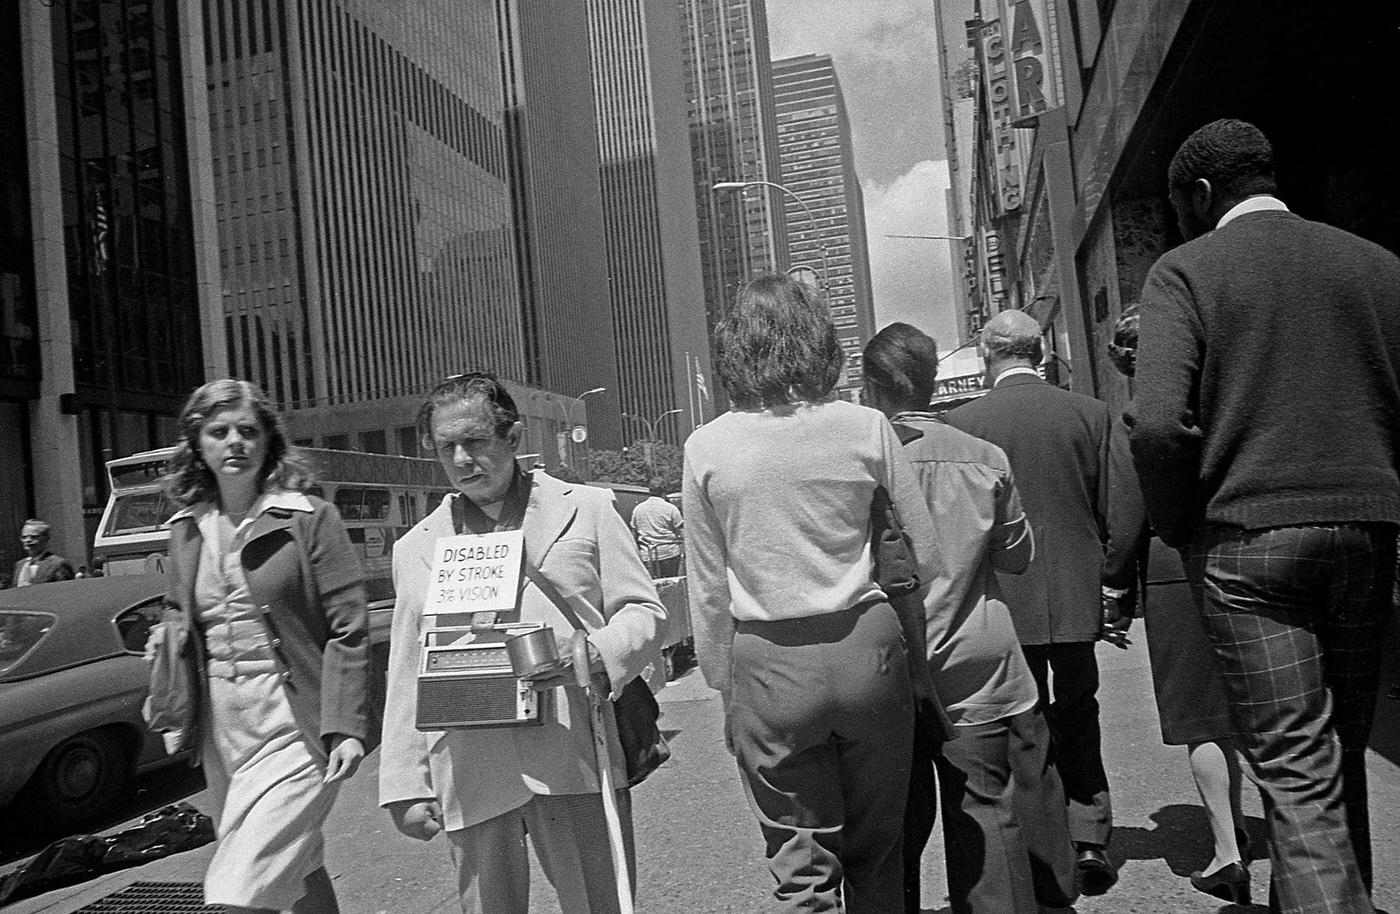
[0,762,206,868]
[1112,804,1267,878]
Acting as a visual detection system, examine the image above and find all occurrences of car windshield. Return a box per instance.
[105,490,178,536]
[0,611,56,676]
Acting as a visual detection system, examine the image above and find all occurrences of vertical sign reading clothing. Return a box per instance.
[977,18,1022,213]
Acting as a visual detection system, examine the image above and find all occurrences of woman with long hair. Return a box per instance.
[158,379,368,914]
[682,274,940,912]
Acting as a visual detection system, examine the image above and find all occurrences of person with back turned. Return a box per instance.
[1131,118,1400,914]
[863,323,1079,914]
[944,308,1123,896]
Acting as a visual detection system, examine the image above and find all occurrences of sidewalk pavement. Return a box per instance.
[4,631,1398,913]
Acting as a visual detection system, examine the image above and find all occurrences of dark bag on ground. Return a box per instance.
[0,802,214,906]
[521,563,672,787]
[871,482,957,744]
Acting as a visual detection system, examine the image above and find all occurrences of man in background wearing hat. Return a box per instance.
[945,309,1124,897]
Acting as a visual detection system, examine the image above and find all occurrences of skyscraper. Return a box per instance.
[585,0,712,442]
[7,0,223,566]
[772,54,875,393]
[203,0,619,453]
[497,0,622,449]
[679,0,788,390]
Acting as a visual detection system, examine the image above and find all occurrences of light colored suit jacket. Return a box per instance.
[378,472,666,832]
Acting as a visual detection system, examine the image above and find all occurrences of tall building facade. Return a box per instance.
[498,0,622,449]
[679,0,788,397]
[942,1,1400,419]
[585,0,712,443]
[5,0,224,572]
[772,54,875,395]
[203,0,617,457]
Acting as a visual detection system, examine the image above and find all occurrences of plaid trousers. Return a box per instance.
[1185,522,1396,914]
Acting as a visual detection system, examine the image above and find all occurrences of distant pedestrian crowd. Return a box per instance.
[31,115,1389,914]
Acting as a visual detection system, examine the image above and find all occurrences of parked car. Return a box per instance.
[0,576,182,826]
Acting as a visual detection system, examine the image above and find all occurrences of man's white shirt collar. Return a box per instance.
[1216,194,1289,229]
[993,365,1040,387]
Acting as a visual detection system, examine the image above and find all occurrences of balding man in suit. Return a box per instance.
[9,520,75,588]
[945,309,1123,896]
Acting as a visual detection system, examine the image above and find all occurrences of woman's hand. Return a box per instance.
[323,734,365,784]
[388,799,443,841]
[142,622,165,663]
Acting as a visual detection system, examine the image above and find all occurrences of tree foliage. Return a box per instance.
[583,442,682,493]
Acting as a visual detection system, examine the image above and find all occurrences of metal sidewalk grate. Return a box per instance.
[75,881,223,913]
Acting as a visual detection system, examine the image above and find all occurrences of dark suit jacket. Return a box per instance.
[165,493,370,750]
[945,373,1116,644]
[10,552,75,587]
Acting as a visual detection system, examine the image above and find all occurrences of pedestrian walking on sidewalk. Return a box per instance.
[378,371,666,914]
[944,309,1123,896]
[1131,117,1400,914]
[863,323,1079,914]
[1104,306,1253,905]
[158,379,369,914]
[683,274,941,913]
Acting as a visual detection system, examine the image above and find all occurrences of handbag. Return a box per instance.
[142,603,201,754]
[521,562,671,787]
[870,483,956,744]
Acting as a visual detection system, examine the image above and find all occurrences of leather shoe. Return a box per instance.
[1190,861,1250,905]
[1075,844,1117,896]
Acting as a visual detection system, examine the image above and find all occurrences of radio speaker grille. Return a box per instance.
[417,674,535,729]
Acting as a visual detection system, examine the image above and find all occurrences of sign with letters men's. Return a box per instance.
[423,530,524,616]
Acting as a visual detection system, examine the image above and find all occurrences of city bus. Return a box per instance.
[94,446,454,644]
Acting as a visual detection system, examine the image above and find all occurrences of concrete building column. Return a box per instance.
[179,0,228,381]
[21,0,87,565]
[1041,108,1095,397]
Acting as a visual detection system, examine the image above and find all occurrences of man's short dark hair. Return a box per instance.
[1168,118,1277,199]
[647,476,668,497]
[863,323,940,409]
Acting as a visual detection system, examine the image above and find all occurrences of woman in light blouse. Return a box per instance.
[683,274,940,913]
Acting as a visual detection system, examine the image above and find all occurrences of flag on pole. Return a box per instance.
[695,366,709,401]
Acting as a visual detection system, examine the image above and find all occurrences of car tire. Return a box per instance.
[30,729,131,826]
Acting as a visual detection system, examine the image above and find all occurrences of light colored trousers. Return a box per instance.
[447,791,635,914]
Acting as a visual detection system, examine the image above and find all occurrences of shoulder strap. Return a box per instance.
[522,562,587,633]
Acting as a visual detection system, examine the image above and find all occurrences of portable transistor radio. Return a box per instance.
[415,622,549,730]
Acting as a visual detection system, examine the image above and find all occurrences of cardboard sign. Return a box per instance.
[423,530,524,616]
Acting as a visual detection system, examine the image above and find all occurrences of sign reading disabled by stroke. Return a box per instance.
[423,530,524,616]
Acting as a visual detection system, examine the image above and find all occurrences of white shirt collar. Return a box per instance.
[1216,194,1289,229]
[168,489,314,524]
[993,365,1041,386]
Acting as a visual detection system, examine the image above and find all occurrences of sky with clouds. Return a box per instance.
[765,0,963,347]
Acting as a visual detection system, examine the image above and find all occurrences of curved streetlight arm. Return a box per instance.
[712,181,829,290]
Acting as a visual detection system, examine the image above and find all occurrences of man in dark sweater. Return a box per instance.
[1131,118,1400,914]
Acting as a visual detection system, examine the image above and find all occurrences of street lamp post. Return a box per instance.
[712,180,830,292]
[621,408,682,476]
[561,387,606,476]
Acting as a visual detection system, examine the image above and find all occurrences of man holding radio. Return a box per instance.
[378,372,667,914]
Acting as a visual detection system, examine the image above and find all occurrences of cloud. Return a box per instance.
[765,0,950,184]
[862,160,962,346]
